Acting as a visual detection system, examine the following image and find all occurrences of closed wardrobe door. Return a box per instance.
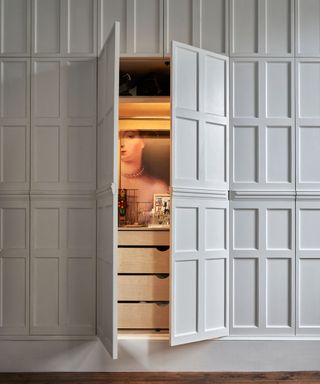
[170,41,229,346]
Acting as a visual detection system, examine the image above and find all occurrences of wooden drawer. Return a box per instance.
[118,275,169,301]
[118,247,169,273]
[118,230,169,246]
[118,303,169,329]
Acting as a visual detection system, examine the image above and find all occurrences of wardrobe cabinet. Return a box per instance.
[0,196,29,336]
[99,0,228,57]
[31,58,96,194]
[0,58,30,194]
[30,196,96,335]
[98,0,164,57]
[32,0,97,57]
[230,0,294,56]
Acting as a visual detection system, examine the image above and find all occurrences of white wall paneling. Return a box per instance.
[98,0,163,57]
[30,196,96,335]
[230,198,295,335]
[230,0,294,57]
[0,59,30,194]
[32,0,97,57]
[296,0,320,57]
[31,58,96,194]
[0,0,31,57]
[164,0,229,56]
[230,58,295,191]
[296,59,320,191]
[296,199,320,335]
[0,195,29,335]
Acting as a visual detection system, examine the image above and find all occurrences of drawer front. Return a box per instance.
[118,230,169,246]
[118,275,169,301]
[118,303,169,329]
[118,247,169,273]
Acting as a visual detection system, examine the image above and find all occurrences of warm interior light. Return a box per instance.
[119,97,170,121]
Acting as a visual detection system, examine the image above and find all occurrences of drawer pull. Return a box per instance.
[156,246,170,252]
[155,274,169,279]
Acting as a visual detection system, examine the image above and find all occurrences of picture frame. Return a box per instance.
[153,194,170,215]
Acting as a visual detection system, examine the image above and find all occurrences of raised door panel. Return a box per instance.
[0,0,30,56]
[65,0,97,56]
[0,197,29,335]
[297,0,320,56]
[296,201,320,335]
[32,0,61,55]
[30,197,96,335]
[98,0,127,54]
[265,0,292,55]
[230,200,295,335]
[164,0,193,56]
[195,0,228,54]
[129,0,163,56]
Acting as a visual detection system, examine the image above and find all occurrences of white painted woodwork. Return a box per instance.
[0,0,30,56]
[30,196,96,335]
[164,0,228,56]
[171,41,229,346]
[98,0,163,57]
[96,22,119,359]
[230,0,293,56]
[31,58,96,194]
[0,59,30,194]
[32,0,97,57]
[230,58,295,191]
[296,199,320,335]
[296,0,320,56]
[296,59,320,192]
[0,196,29,335]
[230,199,295,335]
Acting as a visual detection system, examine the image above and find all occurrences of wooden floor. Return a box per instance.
[0,372,320,384]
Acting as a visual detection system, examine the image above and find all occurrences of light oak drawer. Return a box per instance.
[118,303,169,329]
[118,230,169,246]
[118,247,169,273]
[118,275,169,301]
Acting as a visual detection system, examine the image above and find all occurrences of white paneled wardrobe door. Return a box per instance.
[96,22,119,359]
[98,0,163,57]
[0,59,30,193]
[296,59,320,191]
[230,0,293,56]
[230,58,295,191]
[32,0,97,57]
[31,58,96,194]
[0,0,31,56]
[0,196,29,335]
[171,41,229,346]
[30,196,96,335]
[164,0,229,56]
[296,199,320,335]
[230,198,295,335]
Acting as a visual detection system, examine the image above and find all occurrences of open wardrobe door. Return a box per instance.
[96,22,120,359]
[170,41,229,346]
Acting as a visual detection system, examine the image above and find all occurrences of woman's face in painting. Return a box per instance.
[120,130,144,163]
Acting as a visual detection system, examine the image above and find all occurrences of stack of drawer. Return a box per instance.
[118,229,170,330]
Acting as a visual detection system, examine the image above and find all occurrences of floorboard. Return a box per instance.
[0,372,320,384]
